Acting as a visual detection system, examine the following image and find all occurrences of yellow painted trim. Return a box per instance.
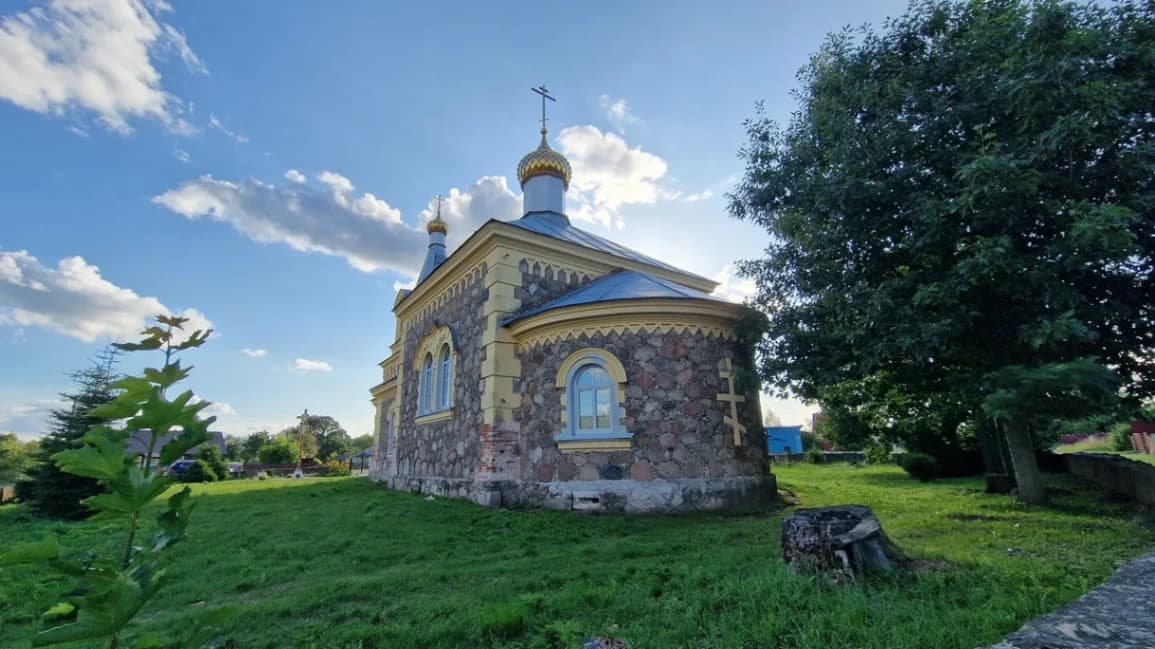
[415,409,454,425]
[557,438,632,452]
[369,381,397,400]
[509,299,741,349]
[555,348,627,387]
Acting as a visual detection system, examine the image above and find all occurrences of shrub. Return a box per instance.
[258,440,297,465]
[324,459,351,477]
[805,447,824,464]
[199,446,230,480]
[1108,423,1133,452]
[863,438,892,465]
[899,452,941,482]
[181,459,218,483]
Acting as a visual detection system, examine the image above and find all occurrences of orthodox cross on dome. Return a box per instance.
[531,84,555,133]
[434,194,445,217]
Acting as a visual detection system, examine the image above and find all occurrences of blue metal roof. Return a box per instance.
[502,269,728,325]
[507,212,708,280]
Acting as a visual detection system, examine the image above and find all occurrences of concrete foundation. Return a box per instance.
[384,474,778,514]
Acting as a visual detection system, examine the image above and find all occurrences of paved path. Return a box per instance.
[986,551,1155,649]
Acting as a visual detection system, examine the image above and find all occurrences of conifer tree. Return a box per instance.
[15,347,120,519]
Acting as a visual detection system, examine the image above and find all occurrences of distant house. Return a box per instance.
[125,430,227,466]
[766,426,804,455]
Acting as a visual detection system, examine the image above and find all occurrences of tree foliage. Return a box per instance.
[308,415,351,461]
[257,439,298,465]
[240,431,271,462]
[14,347,121,519]
[0,434,39,484]
[730,0,1154,503]
[0,314,226,647]
[350,434,375,453]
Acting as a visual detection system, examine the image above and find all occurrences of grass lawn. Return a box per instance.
[2,465,1152,649]
[1053,444,1155,466]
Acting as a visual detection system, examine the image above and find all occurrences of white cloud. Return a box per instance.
[154,172,519,275]
[240,347,267,358]
[414,176,520,249]
[202,401,238,417]
[0,399,67,439]
[284,169,306,184]
[558,125,668,229]
[598,94,641,134]
[208,113,248,143]
[393,279,416,293]
[0,0,204,134]
[711,264,758,304]
[68,125,89,138]
[683,190,714,202]
[293,358,332,372]
[0,249,212,343]
[173,148,190,163]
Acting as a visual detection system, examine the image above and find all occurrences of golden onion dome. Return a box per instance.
[426,213,448,235]
[517,129,572,189]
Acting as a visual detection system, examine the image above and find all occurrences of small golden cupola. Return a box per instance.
[519,85,571,217]
[517,127,572,189]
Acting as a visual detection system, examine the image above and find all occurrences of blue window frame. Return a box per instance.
[436,343,452,411]
[418,353,434,415]
[564,360,625,439]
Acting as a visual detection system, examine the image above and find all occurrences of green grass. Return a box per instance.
[1054,442,1155,466]
[2,466,1152,649]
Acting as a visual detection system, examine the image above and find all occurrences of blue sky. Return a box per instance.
[0,0,909,440]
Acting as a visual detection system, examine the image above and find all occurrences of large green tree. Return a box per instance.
[309,415,351,461]
[730,0,1153,503]
[15,347,121,518]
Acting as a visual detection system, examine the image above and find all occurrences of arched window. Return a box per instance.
[418,353,434,415]
[436,343,452,411]
[556,349,629,444]
[573,364,613,434]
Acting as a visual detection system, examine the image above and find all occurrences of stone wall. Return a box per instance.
[392,272,487,481]
[513,262,597,313]
[1064,453,1155,506]
[517,329,769,485]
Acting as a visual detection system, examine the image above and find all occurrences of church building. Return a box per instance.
[369,96,775,513]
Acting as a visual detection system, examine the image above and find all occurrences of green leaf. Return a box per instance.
[174,328,213,351]
[130,632,166,649]
[84,467,172,517]
[154,487,196,551]
[155,314,188,328]
[141,363,191,390]
[51,435,129,482]
[113,338,164,353]
[0,541,59,566]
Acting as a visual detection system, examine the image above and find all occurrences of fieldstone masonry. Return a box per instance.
[382,266,777,513]
[518,330,768,486]
[389,272,487,482]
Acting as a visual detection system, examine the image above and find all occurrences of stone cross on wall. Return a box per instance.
[716,358,746,446]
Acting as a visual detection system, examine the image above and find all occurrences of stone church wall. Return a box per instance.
[392,270,487,481]
[516,329,769,489]
[513,260,597,313]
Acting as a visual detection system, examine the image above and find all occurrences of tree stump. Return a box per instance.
[781,505,908,578]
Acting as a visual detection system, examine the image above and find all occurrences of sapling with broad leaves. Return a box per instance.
[0,314,226,648]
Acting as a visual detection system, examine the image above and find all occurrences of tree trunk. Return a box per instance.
[781,505,908,578]
[1004,419,1047,504]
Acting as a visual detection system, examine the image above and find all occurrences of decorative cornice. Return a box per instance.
[509,299,741,349]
